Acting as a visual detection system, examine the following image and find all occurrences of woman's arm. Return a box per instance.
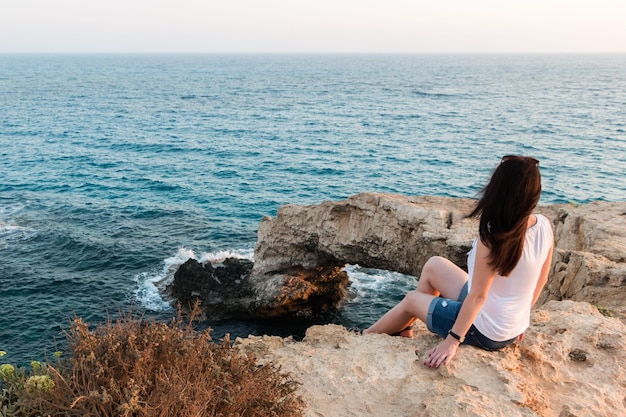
[517,243,554,342]
[531,244,553,308]
[424,239,496,368]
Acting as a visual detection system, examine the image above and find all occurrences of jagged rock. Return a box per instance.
[168,257,255,318]
[252,193,478,278]
[536,202,626,321]
[244,193,479,319]
[250,265,350,318]
[170,258,349,319]
[213,257,254,283]
[235,300,626,417]
[169,258,215,306]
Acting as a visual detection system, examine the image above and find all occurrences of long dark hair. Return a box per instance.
[468,155,542,276]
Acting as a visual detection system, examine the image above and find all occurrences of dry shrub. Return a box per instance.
[27,304,305,417]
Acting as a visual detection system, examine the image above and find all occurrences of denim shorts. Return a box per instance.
[425,282,516,351]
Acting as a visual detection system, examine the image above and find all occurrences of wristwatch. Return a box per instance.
[448,330,465,343]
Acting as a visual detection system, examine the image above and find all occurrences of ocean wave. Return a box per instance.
[0,221,37,247]
[199,248,254,264]
[133,247,254,312]
[343,264,417,301]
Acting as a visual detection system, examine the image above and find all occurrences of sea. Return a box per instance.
[1,54,625,365]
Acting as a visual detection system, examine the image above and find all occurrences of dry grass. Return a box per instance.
[5,304,305,417]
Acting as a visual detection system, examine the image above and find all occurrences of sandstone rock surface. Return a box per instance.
[537,200,626,321]
[253,193,478,278]
[236,300,626,417]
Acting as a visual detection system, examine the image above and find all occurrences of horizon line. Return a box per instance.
[1,51,626,55]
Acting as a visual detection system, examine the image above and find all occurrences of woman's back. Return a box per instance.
[468,214,554,341]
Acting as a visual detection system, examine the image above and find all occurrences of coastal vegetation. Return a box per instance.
[0,304,305,417]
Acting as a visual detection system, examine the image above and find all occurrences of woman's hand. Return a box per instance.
[424,338,459,368]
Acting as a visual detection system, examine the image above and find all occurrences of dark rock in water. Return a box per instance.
[169,258,215,306]
[169,257,349,320]
[214,257,254,284]
[169,257,255,318]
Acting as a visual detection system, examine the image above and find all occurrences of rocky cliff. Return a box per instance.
[171,192,625,321]
[239,193,626,417]
[252,192,626,320]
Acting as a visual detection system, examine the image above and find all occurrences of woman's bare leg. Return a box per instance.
[416,256,468,299]
[363,256,468,336]
[362,290,436,335]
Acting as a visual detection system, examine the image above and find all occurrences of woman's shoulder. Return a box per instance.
[533,213,554,237]
[535,213,550,225]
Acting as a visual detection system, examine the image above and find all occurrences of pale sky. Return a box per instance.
[1,0,625,53]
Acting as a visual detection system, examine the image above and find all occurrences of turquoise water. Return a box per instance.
[1,54,625,364]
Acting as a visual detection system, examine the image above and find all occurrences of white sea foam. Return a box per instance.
[133,270,176,312]
[343,264,417,301]
[199,248,254,264]
[133,247,254,312]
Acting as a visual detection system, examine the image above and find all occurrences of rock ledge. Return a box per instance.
[236,300,626,417]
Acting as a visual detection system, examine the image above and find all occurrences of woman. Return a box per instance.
[362,155,554,368]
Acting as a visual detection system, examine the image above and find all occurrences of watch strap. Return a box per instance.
[448,330,465,343]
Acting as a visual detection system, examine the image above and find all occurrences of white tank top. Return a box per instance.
[467,214,553,341]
